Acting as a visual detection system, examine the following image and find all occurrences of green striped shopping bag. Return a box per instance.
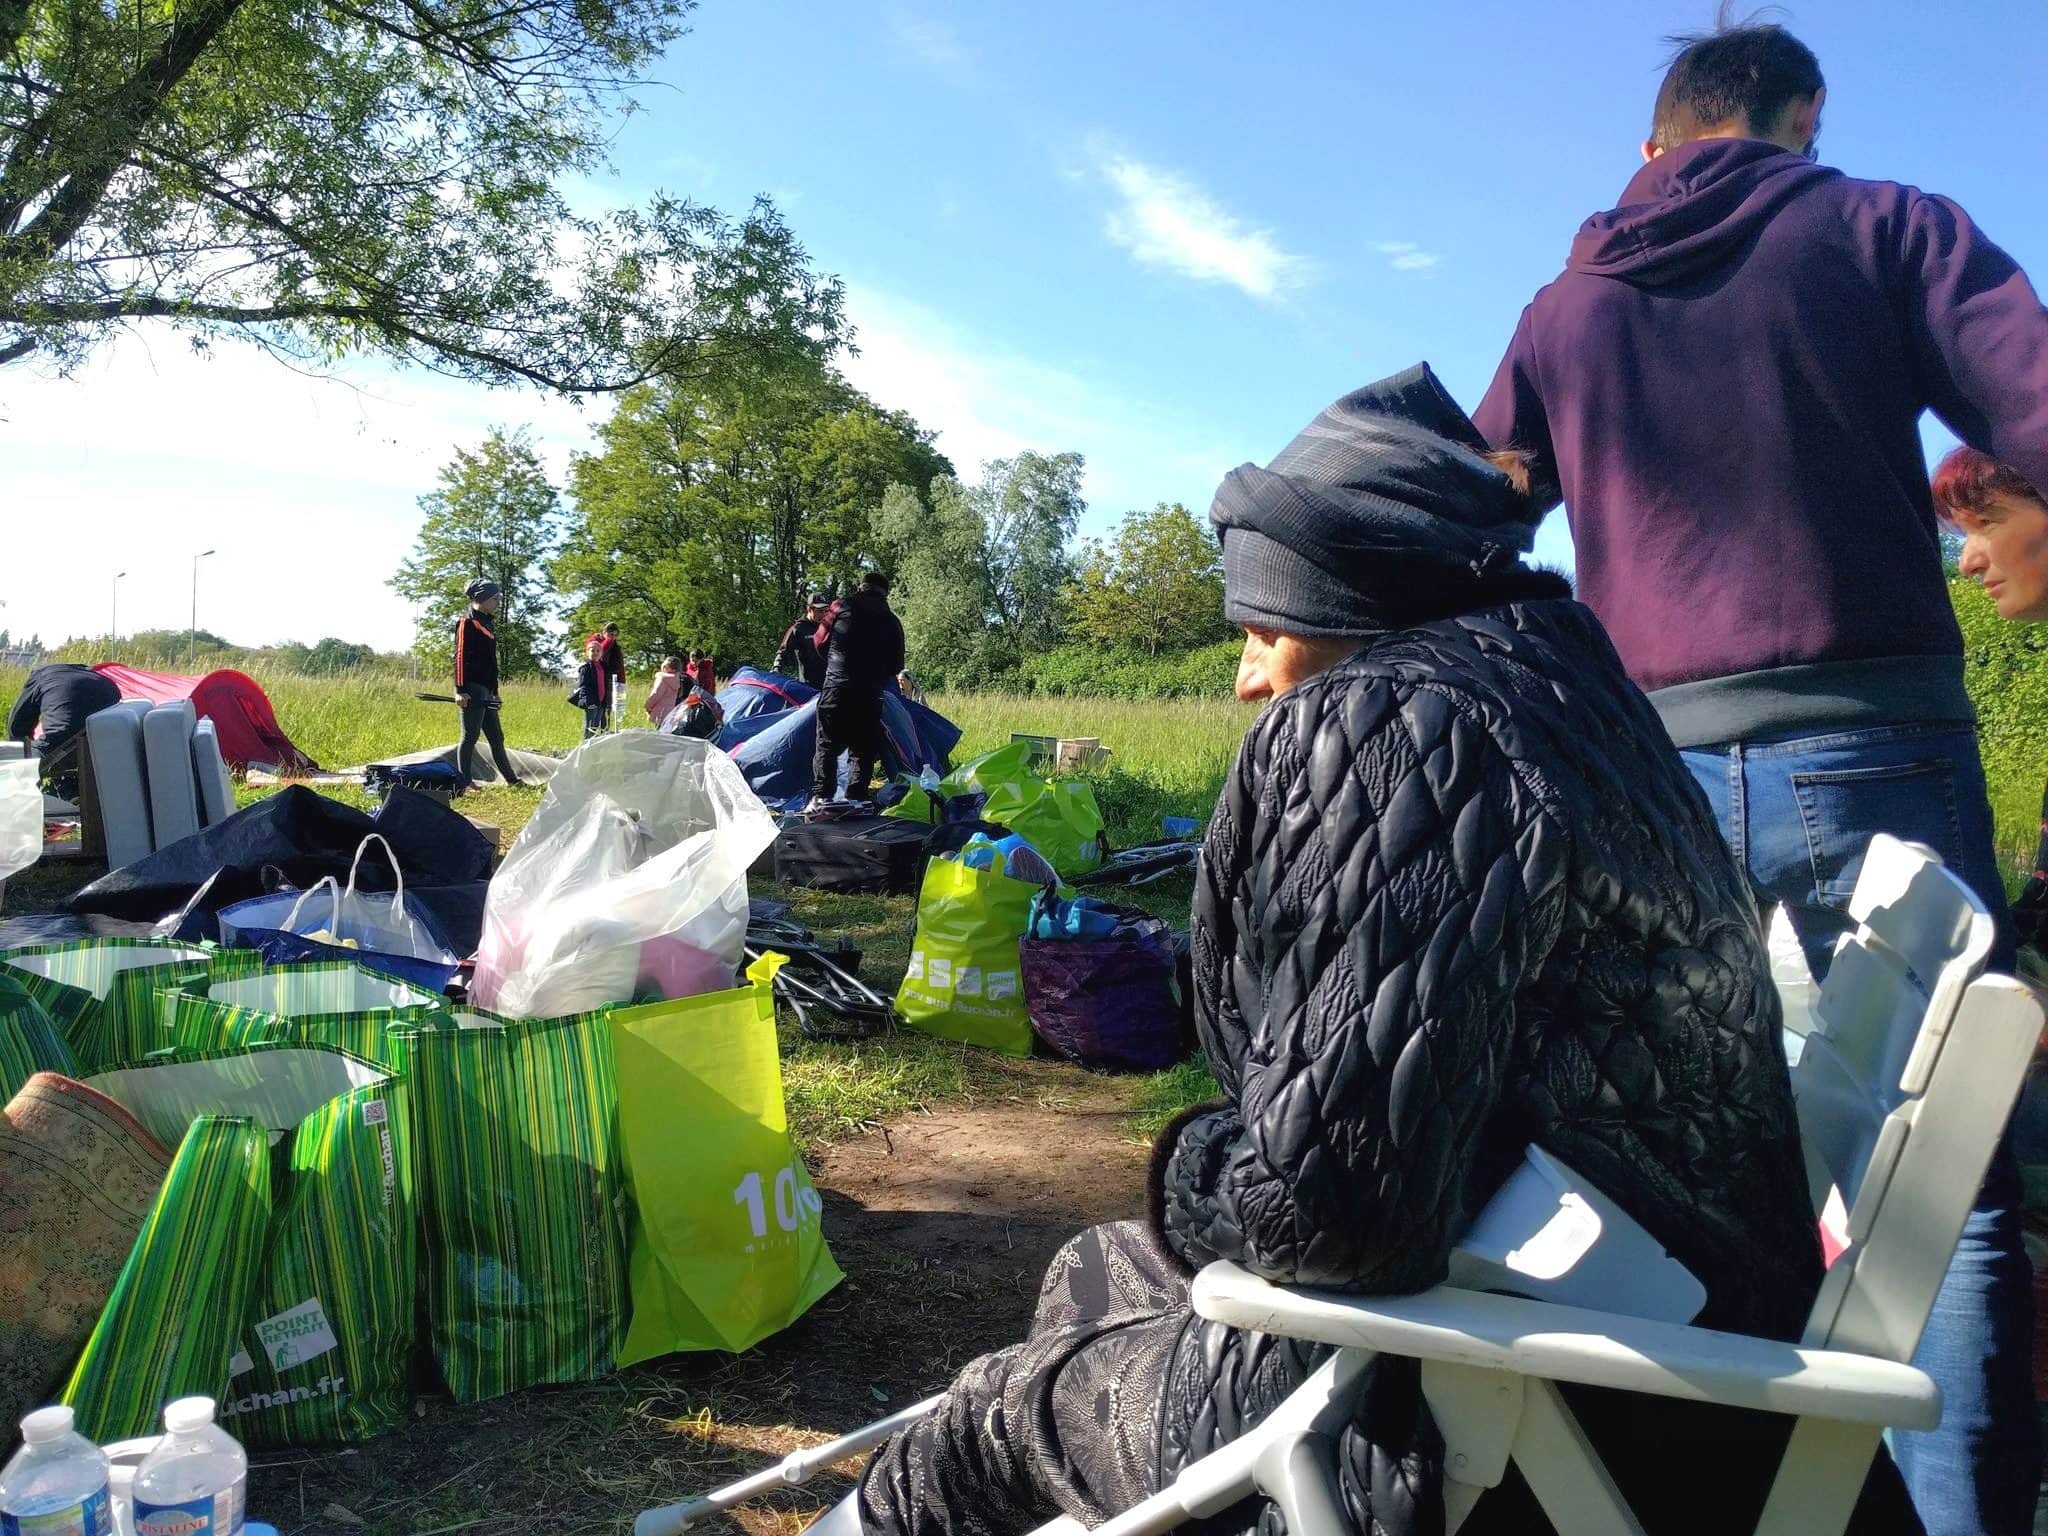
[159,961,451,1073]
[61,1114,272,1443]
[0,969,74,1100]
[0,939,261,1071]
[84,1047,415,1446]
[391,1006,628,1402]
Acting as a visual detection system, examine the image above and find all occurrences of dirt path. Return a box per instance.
[251,1077,1149,1536]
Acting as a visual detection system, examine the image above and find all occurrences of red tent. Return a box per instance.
[93,663,317,772]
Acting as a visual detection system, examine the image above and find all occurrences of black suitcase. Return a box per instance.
[772,815,934,895]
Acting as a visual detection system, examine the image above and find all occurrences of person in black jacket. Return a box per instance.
[452,580,526,789]
[8,662,120,761]
[807,573,904,811]
[775,591,833,687]
[855,367,1916,1536]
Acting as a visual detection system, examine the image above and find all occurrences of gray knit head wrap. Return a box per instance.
[1209,363,1541,637]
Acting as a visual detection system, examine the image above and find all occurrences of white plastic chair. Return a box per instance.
[1093,834,2035,1536]
[641,836,2039,1536]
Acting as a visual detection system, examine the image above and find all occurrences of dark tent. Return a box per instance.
[713,669,960,810]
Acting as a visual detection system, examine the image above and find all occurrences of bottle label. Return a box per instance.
[133,1482,242,1536]
[2,1487,113,1536]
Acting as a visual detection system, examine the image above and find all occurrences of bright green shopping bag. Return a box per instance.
[390,1005,628,1403]
[609,955,843,1363]
[980,779,1108,876]
[62,1114,272,1443]
[0,969,74,1100]
[162,961,450,1073]
[896,852,1042,1056]
[85,1047,414,1446]
[940,740,1039,796]
[1,939,260,1071]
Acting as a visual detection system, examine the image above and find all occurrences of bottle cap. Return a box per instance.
[19,1407,74,1446]
[161,1398,216,1435]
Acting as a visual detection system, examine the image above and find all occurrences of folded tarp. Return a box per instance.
[66,786,495,944]
[363,742,561,787]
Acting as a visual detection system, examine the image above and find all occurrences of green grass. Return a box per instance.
[1125,1058,1221,1141]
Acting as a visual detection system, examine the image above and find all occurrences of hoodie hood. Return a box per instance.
[1568,138,1838,287]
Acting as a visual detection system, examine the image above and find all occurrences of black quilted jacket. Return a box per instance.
[1152,594,1825,1534]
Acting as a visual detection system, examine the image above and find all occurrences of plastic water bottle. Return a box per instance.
[1,1406,112,1536]
[129,1401,244,1536]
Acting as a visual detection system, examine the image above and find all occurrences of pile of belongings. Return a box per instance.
[0,734,844,1449]
[714,667,960,811]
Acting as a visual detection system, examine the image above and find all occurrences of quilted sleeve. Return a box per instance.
[1161,675,1565,1292]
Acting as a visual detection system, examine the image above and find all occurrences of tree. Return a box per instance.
[966,451,1084,658]
[872,476,996,681]
[304,637,379,674]
[1067,503,1228,655]
[390,429,561,675]
[1,0,845,388]
[555,361,948,665]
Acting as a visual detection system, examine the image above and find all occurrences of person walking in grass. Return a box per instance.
[1474,17,2048,1528]
[452,579,526,790]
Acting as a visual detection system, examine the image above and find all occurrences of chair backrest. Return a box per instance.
[1790,835,2038,1360]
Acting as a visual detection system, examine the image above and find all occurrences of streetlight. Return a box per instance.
[111,570,127,650]
[189,549,215,671]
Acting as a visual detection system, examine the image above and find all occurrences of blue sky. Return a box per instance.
[4,0,2045,652]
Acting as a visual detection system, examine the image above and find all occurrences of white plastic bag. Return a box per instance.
[0,758,39,882]
[470,736,777,1018]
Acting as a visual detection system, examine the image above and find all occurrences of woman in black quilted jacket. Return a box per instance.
[855,366,1916,1536]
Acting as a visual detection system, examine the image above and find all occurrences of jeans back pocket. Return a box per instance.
[1789,758,1965,906]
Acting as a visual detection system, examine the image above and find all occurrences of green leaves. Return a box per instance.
[390,428,563,673]
[551,359,948,666]
[1067,503,1228,656]
[2,0,844,388]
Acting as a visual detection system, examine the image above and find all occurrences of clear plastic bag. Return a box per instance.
[0,758,41,883]
[470,736,777,1018]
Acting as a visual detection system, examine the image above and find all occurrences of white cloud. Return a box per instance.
[0,335,592,651]
[837,282,1257,526]
[889,10,975,80]
[1373,239,1441,273]
[1098,155,1305,301]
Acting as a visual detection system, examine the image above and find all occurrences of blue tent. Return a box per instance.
[715,668,961,810]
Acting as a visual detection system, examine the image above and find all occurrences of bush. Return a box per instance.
[931,639,1238,699]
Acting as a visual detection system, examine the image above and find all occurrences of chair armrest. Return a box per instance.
[1191,1263,1938,1431]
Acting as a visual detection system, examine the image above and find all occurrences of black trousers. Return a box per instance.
[457,694,518,785]
[812,688,884,801]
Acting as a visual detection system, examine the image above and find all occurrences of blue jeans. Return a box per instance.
[1683,724,2039,1536]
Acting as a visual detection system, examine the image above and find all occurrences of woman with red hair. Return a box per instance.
[1935,447,2048,622]
[1935,448,2048,948]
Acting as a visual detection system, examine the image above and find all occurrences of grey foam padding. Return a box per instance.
[143,701,200,851]
[85,702,154,868]
[191,717,235,826]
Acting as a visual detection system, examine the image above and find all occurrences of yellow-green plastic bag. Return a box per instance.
[896,852,1041,1055]
[979,779,1107,876]
[609,954,843,1362]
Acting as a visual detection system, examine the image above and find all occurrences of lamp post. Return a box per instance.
[189,549,216,671]
[111,570,127,650]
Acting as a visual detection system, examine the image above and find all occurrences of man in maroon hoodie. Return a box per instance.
[1476,20,2048,1533]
